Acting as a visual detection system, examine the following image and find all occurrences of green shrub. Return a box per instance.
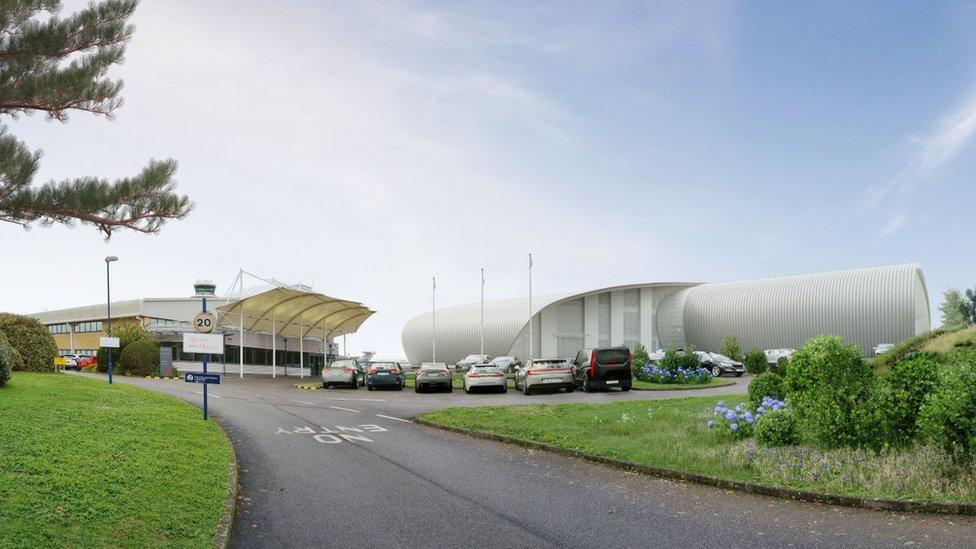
[0,333,16,387]
[720,334,742,362]
[659,346,699,372]
[754,409,800,447]
[0,313,58,372]
[748,371,785,409]
[769,355,789,375]
[784,335,876,448]
[744,348,767,374]
[118,339,160,377]
[96,322,151,372]
[918,365,976,460]
[871,353,941,448]
[631,342,649,376]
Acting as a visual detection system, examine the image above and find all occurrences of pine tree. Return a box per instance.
[0,0,191,238]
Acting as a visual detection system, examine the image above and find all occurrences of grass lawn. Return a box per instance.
[920,327,976,354]
[420,397,976,503]
[0,373,232,547]
[631,376,736,391]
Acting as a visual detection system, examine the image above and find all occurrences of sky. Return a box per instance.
[3,1,976,355]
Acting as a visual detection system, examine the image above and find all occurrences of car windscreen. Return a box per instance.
[328,360,356,369]
[596,349,629,364]
[709,353,731,361]
[531,360,568,368]
[370,362,398,369]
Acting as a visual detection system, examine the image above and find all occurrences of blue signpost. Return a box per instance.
[182,296,220,420]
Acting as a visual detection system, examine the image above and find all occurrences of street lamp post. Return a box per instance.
[104,256,118,384]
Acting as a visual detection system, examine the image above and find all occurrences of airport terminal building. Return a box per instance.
[401,264,930,365]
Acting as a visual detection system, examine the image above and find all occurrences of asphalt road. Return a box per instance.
[79,373,976,548]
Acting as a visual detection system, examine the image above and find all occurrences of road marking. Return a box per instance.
[289,399,316,405]
[375,414,412,423]
[329,405,361,413]
[194,390,223,399]
[323,397,386,402]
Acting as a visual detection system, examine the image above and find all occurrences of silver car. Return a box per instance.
[462,364,507,393]
[321,358,361,389]
[764,348,795,364]
[489,356,521,373]
[874,343,895,356]
[515,358,574,395]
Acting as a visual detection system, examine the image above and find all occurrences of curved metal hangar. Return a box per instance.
[401,264,930,365]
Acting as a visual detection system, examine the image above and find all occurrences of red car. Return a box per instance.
[76,355,97,369]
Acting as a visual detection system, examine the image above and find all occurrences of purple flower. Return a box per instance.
[725,410,736,421]
[706,420,715,428]
[730,423,739,432]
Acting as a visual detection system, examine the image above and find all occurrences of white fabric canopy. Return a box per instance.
[216,286,374,339]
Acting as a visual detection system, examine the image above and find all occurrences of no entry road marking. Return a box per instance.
[375,414,412,423]
[274,424,388,445]
[329,405,361,413]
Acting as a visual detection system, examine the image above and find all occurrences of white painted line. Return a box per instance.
[298,400,315,405]
[375,414,412,423]
[329,405,361,413]
[324,397,386,402]
[193,391,223,399]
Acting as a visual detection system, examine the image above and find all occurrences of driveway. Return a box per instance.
[78,373,976,548]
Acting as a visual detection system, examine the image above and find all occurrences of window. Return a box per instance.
[622,289,640,348]
[598,293,611,347]
[75,321,103,333]
[48,324,69,334]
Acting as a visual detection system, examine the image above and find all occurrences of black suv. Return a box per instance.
[572,346,632,392]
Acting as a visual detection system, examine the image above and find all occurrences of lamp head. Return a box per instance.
[105,256,118,263]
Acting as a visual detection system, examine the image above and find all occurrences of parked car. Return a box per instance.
[462,364,507,393]
[322,358,362,389]
[764,348,795,364]
[489,356,521,373]
[647,347,687,363]
[415,362,453,393]
[59,354,80,371]
[76,355,96,369]
[571,347,632,392]
[873,343,895,356]
[515,358,574,395]
[366,361,405,390]
[697,352,744,377]
[455,354,491,372]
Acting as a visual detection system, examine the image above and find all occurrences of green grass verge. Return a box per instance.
[631,376,736,391]
[921,327,976,354]
[0,373,232,547]
[420,397,975,503]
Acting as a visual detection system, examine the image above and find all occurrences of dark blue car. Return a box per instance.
[365,361,405,391]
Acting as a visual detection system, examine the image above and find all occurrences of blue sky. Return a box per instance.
[4,1,975,353]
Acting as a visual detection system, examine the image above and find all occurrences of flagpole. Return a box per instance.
[480,268,485,356]
[432,276,437,362]
[528,253,533,360]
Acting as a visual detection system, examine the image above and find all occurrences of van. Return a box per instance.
[572,347,632,392]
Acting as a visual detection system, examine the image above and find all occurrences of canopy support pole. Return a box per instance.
[239,269,244,379]
[272,314,276,379]
[299,324,304,379]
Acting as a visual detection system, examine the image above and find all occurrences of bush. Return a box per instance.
[720,334,742,362]
[96,322,151,372]
[769,355,789,375]
[706,400,756,439]
[747,371,785,409]
[0,333,16,387]
[784,335,875,448]
[868,353,941,448]
[744,348,767,374]
[117,339,160,377]
[636,363,710,384]
[754,408,800,447]
[658,346,699,372]
[918,365,976,460]
[631,342,649,376]
[0,313,58,372]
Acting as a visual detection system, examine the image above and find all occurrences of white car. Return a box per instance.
[764,348,795,364]
[462,364,507,393]
[61,354,80,370]
[873,343,895,356]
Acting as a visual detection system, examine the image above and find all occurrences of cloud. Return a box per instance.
[871,85,976,237]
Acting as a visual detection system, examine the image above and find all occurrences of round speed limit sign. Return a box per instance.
[193,311,216,333]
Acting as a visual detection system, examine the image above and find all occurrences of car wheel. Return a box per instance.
[367,385,374,391]
[464,385,470,394]
[415,385,422,393]
[523,386,532,396]
[501,384,507,393]
[565,386,575,393]
[711,365,722,377]
[621,386,631,392]
[734,372,743,377]
[447,384,454,393]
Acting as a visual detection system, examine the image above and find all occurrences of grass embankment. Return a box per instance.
[0,373,232,547]
[920,327,976,354]
[421,397,975,503]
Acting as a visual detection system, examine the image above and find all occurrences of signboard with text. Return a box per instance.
[100,337,120,348]
[182,332,224,354]
[185,372,220,385]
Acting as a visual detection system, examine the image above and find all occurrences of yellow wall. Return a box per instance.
[52,316,141,352]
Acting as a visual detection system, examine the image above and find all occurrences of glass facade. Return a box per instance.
[48,324,69,334]
[75,321,103,333]
[598,293,611,347]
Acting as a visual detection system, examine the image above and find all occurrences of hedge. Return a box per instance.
[0,313,57,372]
[118,339,160,377]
